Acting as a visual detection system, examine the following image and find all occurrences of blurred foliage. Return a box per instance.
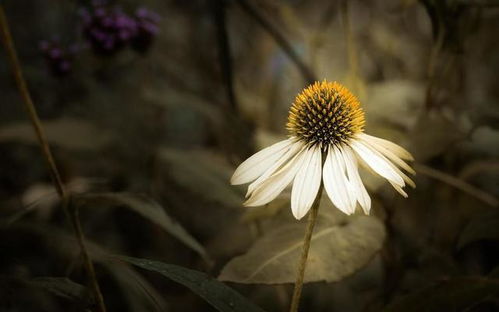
[0,0,499,311]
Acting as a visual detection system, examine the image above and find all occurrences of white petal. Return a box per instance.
[244,146,307,207]
[246,141,304,196]
[230,139,293,185]
[359,133,414,161]
[350,140,405,187]
[389,181,408,198]
[291,146,322,220]
[323,147,355,215]
[342,146,371,214]
[359,137,416,188]
[360,135,415,175]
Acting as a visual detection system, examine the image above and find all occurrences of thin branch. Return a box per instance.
[212,0,239,113]
[415,163,499,207]
[0,6,107,312]
[236,0,317,84]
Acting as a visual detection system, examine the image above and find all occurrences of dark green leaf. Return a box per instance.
[117,255,265,312]
[28,277,91,304]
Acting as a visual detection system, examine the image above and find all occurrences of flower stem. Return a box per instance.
[0,6,106,312]
[289,184,323,312]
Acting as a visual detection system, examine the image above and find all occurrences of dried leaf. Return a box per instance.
[219,208,386,284]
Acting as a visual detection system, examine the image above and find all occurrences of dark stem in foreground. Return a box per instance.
[212,0,239,114]
[0,6,107,312]
[289,185,324,312]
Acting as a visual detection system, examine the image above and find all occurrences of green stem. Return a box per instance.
[0,6,107,312]
[289,185,323,312]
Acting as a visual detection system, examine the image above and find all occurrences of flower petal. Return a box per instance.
[246,141,304,196]
[323,146,355,215]
[389,181,408,198]
[360,134,415,175]
[359,133,414,161]
[244,146,307,207]
[350,140,405,187]
[291,146,322,220]
[230,139,293,185]
[358,137,416,188]
[342,146,371,214]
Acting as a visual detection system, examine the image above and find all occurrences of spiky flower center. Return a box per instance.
[287,80,365,148]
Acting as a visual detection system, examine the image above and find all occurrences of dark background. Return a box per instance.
[1,0,499,311]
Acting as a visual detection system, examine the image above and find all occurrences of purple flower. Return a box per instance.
[80,3,159,56]
[39,39,75,77]
[81,4,138,56]
[130,8,160,54]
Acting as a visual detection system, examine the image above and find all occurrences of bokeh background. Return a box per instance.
[1,0,499,311]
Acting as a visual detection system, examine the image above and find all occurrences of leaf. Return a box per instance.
[105,263,167,312]
[240,196,288,223]
[410,114,465,161]
[117,255,266,312]
[457,210,499,250]
[384,277,499,312]
[0,118,112,150]
[0,222,166,311]
[219,206,386,284]
[28,277,91,304]
[158,148,243,207]
[365,80,424,131]
[75,192,210,262]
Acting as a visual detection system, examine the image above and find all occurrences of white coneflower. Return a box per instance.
[231,80,415,220]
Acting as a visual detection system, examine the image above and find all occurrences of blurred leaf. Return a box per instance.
[457,211,499,250]
[365,80,424,131]
[117,255,266,312]
[219,208,386,284]
[0,118,112,150]
[0,222,166,311]
[105,263,167,312]
[28,277,91,304]
[466,126,499,156]
[159,148,243,207]
[384,277,499,312]
[240,196,288,223]
[76,192,210,261]
[410,114,465,161]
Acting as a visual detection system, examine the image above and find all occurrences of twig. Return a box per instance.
[415,163,499,207]
[459,160,499,181]
[289,185,324,312]
[0,6,107,312]
[341,1,358,83]
[212,0,239,113]
[236,0,317,84]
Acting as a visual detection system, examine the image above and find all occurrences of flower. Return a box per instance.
[80,3,160,56]
[131,8,160,54]
[80,4,138,55]
[39,40,76,77]
[231,80,415,219]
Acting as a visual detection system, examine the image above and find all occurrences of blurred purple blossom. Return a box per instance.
[80,3,160,56]
[39,39,76,77]
[131,8,160,53]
